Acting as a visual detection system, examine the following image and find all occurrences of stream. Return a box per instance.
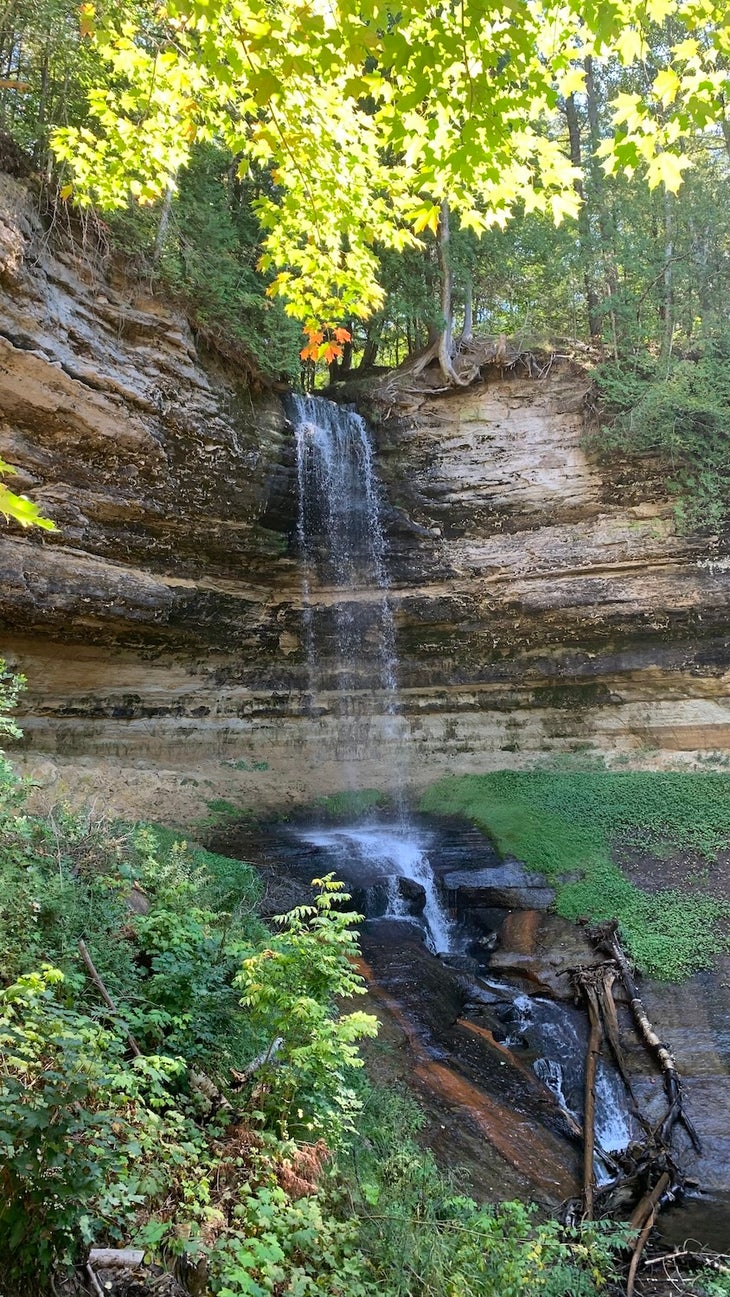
[291,816,634,1189]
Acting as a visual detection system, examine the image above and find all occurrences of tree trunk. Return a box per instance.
[153,183,175,263]
[460,274,474,343]
[356,322,381,372]
[436,201,476,385]
[720,109,730,163]
[565,93,601,340]
[660,189,675,361]
[585,57,620,353]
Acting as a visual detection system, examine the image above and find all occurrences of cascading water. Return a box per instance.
[290,394,453,952]
[499,992,633,1177]
[301,825,453,954]
[291,393,400,729]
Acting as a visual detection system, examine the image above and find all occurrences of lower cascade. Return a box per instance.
[300,824,454,954]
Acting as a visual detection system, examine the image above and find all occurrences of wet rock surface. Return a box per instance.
[357,919,583,1205]
[444,858,556,911]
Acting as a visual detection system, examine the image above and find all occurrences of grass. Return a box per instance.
[420,770,730,980]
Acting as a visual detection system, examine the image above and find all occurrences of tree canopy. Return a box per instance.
[52,0,730,327]
[1,0,730,526]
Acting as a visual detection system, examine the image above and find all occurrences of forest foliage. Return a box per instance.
[0,0,729,525]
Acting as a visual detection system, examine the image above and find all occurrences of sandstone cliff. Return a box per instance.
[1,173,729,822]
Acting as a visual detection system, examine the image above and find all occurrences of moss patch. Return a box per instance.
[419,770,730,980]
[313,788,393,821]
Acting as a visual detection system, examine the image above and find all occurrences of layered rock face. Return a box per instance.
[1,172,729,821]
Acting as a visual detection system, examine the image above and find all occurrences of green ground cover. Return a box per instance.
[420,769,730,980]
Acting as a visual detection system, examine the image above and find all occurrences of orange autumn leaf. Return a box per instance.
[79,3,95,37]
[333,327,351,343]
[321,343,342,363]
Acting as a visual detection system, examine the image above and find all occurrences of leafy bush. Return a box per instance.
[0,659,25,741]
[336,1083,629,1297]
[592,336,730,532]
[236,876,378,1140]
[0,966,196,1282]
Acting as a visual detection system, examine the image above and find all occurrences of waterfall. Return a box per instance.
[290,393,453,952]
[291,393,400,726]
[522,996,633,1176]
[301,825,454,954]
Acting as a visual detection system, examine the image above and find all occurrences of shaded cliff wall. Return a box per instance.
[1,173,729,823]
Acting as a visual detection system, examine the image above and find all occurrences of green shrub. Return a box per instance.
[421,770,730,979]
[0,659,24,742]
[335,1084,629,1297]
[592,337,730,532]
[236,876,378,1140]
[0,966,197,1283]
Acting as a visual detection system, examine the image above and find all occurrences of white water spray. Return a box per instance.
[302,825,453,954]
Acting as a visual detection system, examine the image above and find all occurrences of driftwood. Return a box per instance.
[598,967,634,1098]
[588,921,701,1154]
[582,982,602,1219]
[626,1170,671,1297]
[566,921,714,1296]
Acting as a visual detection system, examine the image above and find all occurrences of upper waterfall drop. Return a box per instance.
[290,392,401,731]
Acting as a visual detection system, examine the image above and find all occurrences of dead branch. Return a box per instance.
[78,939,141,1058]
[231,1037,284,1086]
[626,1171,672,1297]
[599,967,634,1097]
[643,1249,730,1271]
[583,981,602,1219]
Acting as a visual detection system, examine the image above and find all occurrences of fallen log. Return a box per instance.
[89,1249,146,1269]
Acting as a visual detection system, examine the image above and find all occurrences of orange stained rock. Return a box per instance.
[356,957,578,1199]
[501,908,542,954]
[412,1058,578,1199]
